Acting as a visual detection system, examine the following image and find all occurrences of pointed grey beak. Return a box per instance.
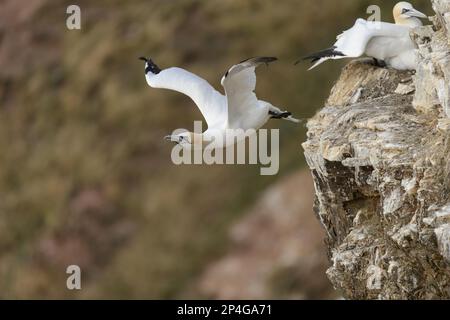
[407,8,427,19]
[164,135,181,143]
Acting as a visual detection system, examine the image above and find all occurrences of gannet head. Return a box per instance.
[165,132,192,145]
[164,132,206,149]
[139,57,161,75]
[393,2,427,27]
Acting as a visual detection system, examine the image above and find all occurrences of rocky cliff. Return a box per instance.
[302,0,450,299]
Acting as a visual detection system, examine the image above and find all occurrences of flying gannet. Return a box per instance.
[301,2,428,70]
[139,57,300,149]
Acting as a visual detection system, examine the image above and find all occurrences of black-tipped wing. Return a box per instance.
[300,47,345,64]
[300,20,412,70]
[221,57,277,127]
[146,67,227,127]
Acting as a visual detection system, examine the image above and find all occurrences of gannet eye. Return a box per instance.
[178,136,184,143]
[402,8,409,14]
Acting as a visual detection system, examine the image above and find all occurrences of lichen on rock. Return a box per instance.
[302,0,450,299]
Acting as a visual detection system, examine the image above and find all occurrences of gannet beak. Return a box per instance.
[164,135,181,144]
[407,8,427,19]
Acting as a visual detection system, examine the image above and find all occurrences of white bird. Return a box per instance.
[139,57,300,149]
[301,2,428,71]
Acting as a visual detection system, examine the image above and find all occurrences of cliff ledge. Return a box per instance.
[302,0,450,299]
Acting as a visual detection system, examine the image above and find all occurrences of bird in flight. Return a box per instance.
[139,57,300,149]
[300,2,428,71]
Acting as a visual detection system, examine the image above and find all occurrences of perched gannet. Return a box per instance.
[139,57,299,149]
[301,2,428,70]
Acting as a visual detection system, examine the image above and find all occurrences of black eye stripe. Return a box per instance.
[402,8,410,14]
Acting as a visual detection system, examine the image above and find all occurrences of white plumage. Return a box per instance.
[302,2,428,70]
[140,57,299,148]
[146,66,227,128]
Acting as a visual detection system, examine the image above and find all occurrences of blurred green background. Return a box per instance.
[0,0,430,299]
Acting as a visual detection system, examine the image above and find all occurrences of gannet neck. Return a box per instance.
[190,132,205,147]
[186,132,209,148]
[395,16,423,28]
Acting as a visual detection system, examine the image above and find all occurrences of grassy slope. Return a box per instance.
[0,0,430,298]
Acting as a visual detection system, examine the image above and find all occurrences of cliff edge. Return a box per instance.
[302,0,450,299]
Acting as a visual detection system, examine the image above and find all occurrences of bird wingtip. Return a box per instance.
[237,56,278,67]
[257,56,278,64]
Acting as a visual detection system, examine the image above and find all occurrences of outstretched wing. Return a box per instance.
[146,67,226,127]
[221,57,277,127]
[303,20,412,70]
[335,19,411,57]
